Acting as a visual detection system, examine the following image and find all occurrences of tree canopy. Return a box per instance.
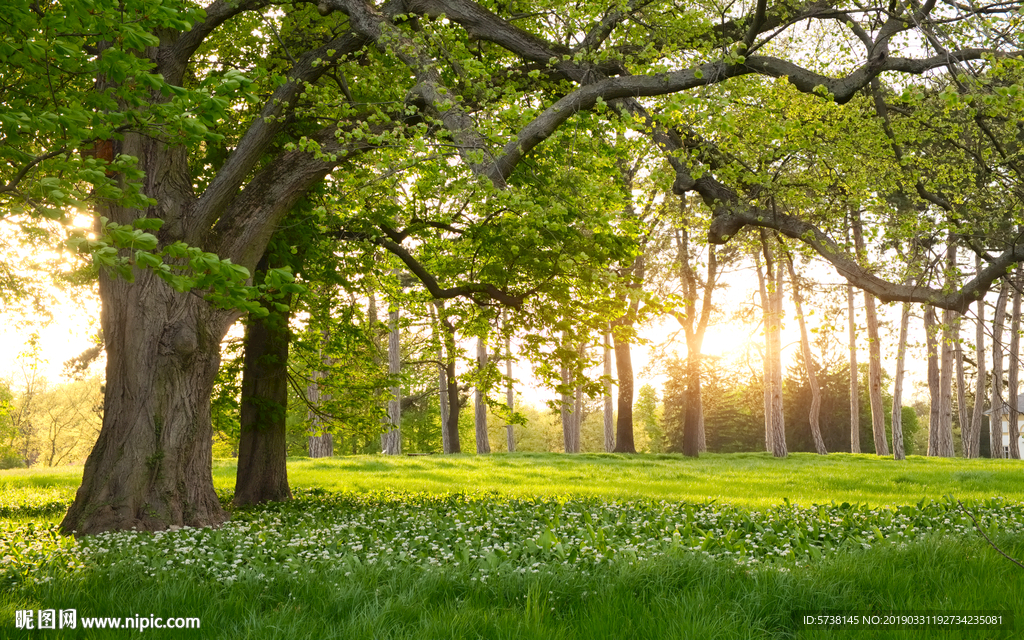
[2,0,1022,534]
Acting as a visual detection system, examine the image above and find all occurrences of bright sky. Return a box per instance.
[0,290,101,386]
[0,215,102,386]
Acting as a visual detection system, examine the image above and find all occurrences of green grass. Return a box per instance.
[6,452,1024,517]
[232,452,1024,506]
[2,453,1024,639]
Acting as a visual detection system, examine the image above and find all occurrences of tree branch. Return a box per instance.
[375,226,525,307]
[192,31,371,240]
[208,125,380,269]
[169,0,279,83]
[325,0,503,184]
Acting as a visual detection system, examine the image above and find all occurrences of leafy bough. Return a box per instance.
[69,217,302,317]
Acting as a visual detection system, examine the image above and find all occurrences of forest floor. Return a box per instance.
[2,453,1023,638]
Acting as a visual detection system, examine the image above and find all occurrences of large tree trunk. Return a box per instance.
[475,336,490,454]
[61,132,237,534]
[61,267,232,534]
[1008,280,1021,459]
[235,268,293,506]
[603,328,615,452]
[991,282,1008,458]
[696,391,706,454]
[966,258,985,459]
[786,255,827,455]
[891,301,911,460]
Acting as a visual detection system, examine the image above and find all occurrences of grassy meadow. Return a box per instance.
[6,452,1024,516]
[2,453,1024,638]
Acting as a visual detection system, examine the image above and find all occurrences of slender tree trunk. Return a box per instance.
[674,219,717,458]
[937,307,958,456]
[433,305,451,454]
[863,292,888,454]
[439,362,450,453]
[955,322,969,457]
[475,335,490,454]
[559,334,580,453]
[435,308,462,454]
[847,281,861,454]
[935,307,956,457]
[234,277,293,505]
[368,293,385,452]
[611,325,636,453]
[1008,280,1021,459]
[786,255,826,455]
[768,248,786,457]
[505,319,515,453]
[852,214,888,455]
[307,330,333,458]
[561,348,572,452]
[697,391,706,454]
[573,341,585,451]
[382,303,401,455]
[924,307,942,456]
[754,250,773,453]
[603,328,614,452]
[306,371,333,458]
[891,301,911,460]
[992,282,1008,458]
[756,234,786,457]
[572,383,584,452]
[967,258,986,458]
